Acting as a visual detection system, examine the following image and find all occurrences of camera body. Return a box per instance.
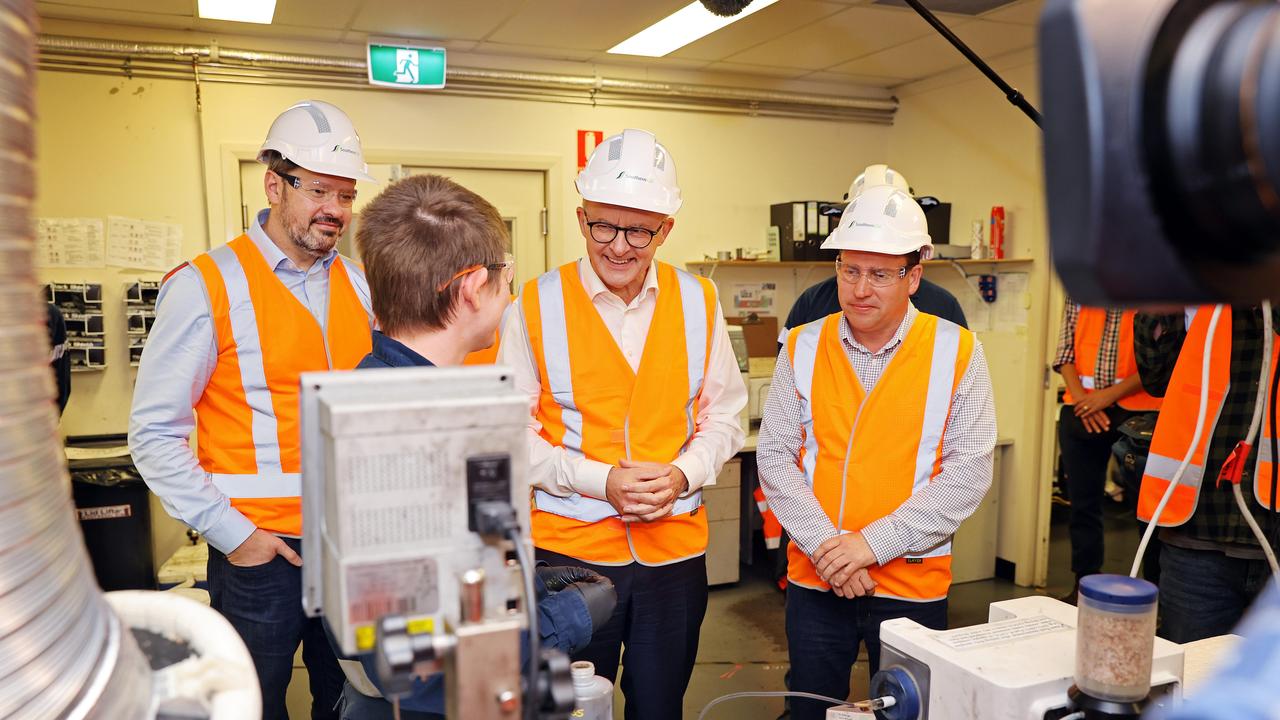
[1041,0,1280,305]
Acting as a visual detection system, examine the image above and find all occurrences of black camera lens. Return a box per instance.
[1146,0,1280,270]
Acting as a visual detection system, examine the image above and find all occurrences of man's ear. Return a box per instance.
[907,263,924,295]
[264,170,284,205]
[458,267,492,311]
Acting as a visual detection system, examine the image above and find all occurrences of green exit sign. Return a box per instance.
[367,40,446,89]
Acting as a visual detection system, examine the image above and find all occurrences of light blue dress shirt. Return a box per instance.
[128,210,370,553]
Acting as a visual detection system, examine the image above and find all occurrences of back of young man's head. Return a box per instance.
[356,174,508,336]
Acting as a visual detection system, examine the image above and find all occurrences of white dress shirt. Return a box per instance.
[128,210,371,553]
[498,258,747,501]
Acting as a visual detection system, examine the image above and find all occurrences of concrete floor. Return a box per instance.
[285,498,1146,719]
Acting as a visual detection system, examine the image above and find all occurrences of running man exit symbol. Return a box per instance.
[395,49,418,84]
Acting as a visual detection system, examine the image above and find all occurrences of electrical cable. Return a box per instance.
[507,526,540,720]
[696,691,873,720]
[1229,300,1280,585]
[1131,305,1225,578]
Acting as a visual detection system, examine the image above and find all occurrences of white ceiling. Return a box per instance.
[35,0,1042,89]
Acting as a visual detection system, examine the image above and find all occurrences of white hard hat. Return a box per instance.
[846,163,910,200]
[822,185,933,259]
[576,129,682,215]
[258,100,377,183]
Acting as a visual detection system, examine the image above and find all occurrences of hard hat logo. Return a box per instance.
[822,185,932,258]
[258,100,378,183]
[577,129,682,216]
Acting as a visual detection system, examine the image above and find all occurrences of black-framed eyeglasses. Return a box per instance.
[835,258,909,287]
[276,171,358,208]
[585,220,662,249]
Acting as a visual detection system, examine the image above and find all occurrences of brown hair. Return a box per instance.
[260,150,299,177]
[355,174,508,335]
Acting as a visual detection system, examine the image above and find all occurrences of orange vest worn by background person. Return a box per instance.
[1138,306,1280,526]
[521,261,717,566]
[785,311,973,601]
[186,234,372,537]
[1062,307,1163,411]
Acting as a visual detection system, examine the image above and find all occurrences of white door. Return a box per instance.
[400,166,547,289]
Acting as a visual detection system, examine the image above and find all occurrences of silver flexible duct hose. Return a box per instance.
[0,1,153,717]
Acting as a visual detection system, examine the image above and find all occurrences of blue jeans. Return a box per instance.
[337,683,443,720]
[208,538,345,720]
[785,584,947,720]
[1157,542,1271,643]
[536,549,708,720]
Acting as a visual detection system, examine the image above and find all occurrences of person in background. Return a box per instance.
[1134,305,1279,643]
[46,303,69,415]
[1053,302,1163,601]
[130,99,377,720]
[498,128,747,719]
[782,164,967,334]
[336,173,616,720]
[758,185,995,720]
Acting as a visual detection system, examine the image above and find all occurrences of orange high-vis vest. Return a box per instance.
[1061,308,1162,411]
[463,296,515,366]
[754,486,782,550]
[1137,305,1280,525]
[522,261,717,566]
[187,235,372,537]
[785,312,973,601]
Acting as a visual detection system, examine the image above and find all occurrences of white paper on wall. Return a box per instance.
[35,218,105,268]
[107,216,183,271]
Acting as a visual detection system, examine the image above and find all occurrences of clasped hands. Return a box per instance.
[813,531,878,599]
[605,459,688,523]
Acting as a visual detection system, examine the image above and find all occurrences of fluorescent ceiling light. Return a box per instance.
[608,0,780,57]
[197,0,277,24]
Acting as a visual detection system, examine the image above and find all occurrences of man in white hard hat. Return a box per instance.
[130,99,376,720]
[498,128,747,719]
[757,186,995,720]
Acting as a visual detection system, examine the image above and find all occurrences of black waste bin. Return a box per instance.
[67,434,156,591]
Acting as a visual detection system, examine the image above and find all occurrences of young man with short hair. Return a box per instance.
[338,173,614,720]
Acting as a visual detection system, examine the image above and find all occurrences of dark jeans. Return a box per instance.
[1058,404,1134,577]
[208,538,345,720]
[537,549,708,720]
[1157,542,1271,643]
[337,683,443,720]
[785,584,947,720]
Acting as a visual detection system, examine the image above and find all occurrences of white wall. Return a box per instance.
[887,48,1056,586]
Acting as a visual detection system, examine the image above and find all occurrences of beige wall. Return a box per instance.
[887,48,1055,586]
[35,57,891,565]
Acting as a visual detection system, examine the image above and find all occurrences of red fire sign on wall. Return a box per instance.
[578,130,603,171]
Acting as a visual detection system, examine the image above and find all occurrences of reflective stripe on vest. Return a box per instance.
[1137,305,1230,527]
[1254,336,1280,509]
[524,261,716,565]
[1062,308,1162,412]
[190,235,372,535]
[784,312,971,601]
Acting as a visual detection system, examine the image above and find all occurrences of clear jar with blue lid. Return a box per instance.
[1074,574,1159,702]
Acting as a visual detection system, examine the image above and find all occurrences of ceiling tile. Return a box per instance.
[39,0,189,13]
[487,0,690,52]
[803,69,909,87]
[668,1,847,62]
[350,0,524,41]
[589,54,712,71]
[191,18,346,41]
[467,41,600,63]
[272,0,359,30]
[982,0,1044,25]
[700,61,815,79]
[37,2,195,28]
[724,5,936,70]
[831,18,1033,81]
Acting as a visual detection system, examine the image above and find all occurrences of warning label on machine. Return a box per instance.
[346,557,438,624]
[936,615,1072,651]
